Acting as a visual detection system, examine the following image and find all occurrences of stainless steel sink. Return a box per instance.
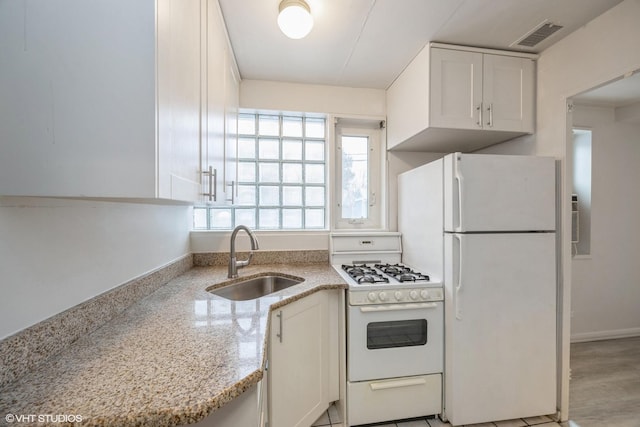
[208,274,304,301]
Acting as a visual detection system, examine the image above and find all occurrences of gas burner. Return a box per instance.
[395,272,431,282]
[375,263,411,275]
[342,264,389,284]
[375,263,430,283]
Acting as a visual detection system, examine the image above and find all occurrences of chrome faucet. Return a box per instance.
[228,225,260,278]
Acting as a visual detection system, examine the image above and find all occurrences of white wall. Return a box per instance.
[240,79,386,117]
[0,197,192,339]
[570,105,640,341]
[478,0,640,420]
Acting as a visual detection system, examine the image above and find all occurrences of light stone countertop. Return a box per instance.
[0,264,346,427]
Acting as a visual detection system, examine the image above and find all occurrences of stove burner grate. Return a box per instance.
[342,264,389,284]
[374,263,430,283]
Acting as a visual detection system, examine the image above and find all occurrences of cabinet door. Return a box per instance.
[482,54,535,133]
[430,48,483,130]
[202,0,227,204]
[157,0,203,202]
[0,0,157,198]
[224,52,239,204]
[269,291,330,427]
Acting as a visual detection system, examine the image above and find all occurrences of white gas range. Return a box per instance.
[336,262,443,306]
[330,233,444,426]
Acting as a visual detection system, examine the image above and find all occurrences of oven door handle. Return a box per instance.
[359,302,439,312]
[370,377,427,391]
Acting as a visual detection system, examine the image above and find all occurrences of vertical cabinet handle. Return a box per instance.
[213,168,218,201]
[476,103,483,128]
[202,166,217,202]
[487,103,494,127]
[227,180,236,204]
[276,311,283,343]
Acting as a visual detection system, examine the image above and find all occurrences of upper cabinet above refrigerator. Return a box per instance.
[386,43,537,153]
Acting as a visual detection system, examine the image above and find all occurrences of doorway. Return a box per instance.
[567,71,640,425]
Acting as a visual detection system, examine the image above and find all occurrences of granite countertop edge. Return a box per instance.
[0,263,347,427]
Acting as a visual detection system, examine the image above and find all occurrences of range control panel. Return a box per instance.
[349,287,443,306]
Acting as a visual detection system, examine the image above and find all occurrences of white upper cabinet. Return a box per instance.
[481,53,535,133]
[0,0,235,202]
[429,49,484,130]
[223,50,240,205]
[157,0,203,202]
[386,43,536,153]
[201,0,239,205]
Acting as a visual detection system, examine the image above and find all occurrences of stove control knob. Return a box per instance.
[394,291,402,301]
[379,292,388,301]
[367,292,377,302]
[409,290,418,300]
[420,290,430,300]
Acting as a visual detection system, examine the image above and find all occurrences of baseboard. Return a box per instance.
[571,327,640,343]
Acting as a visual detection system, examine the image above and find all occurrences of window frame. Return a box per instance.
[571,126,592,257]
[333,119,385,230]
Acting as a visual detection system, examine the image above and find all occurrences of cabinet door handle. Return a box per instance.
[227,180,235,204]
[202,166,217,202]
[487,103,493,128]
[276,311,283,342]
[476,103,483,128]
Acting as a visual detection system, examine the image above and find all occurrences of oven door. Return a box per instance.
[348,301,443,382]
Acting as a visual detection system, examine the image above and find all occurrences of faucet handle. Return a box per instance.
[236,251,253,269]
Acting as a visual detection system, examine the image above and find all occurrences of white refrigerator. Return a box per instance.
[398,153,557,426]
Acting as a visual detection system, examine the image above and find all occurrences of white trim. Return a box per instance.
[429,42,539,59]
[571,327,640,343]
[334,121,385,230]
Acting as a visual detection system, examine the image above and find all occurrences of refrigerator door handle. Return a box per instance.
[454,234,463,320]
[454,155,464,231]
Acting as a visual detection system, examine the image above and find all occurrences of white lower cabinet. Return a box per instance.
[182,289,342,427]
[269,290,340,427]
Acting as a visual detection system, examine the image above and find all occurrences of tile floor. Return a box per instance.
[311,406,571,427]
[313,338,640,427]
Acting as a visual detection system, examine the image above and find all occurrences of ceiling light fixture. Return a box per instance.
[277,0,314,39]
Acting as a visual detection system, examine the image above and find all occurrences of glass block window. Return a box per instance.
[194,113,327,230]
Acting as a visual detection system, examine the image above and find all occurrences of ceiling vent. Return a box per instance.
[512,20,563,48]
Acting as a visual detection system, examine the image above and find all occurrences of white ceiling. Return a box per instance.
[219,0,624,90]
[573,72,640,108]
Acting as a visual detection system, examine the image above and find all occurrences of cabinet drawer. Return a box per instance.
[331,233,401,252]
[347,374,441,426]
